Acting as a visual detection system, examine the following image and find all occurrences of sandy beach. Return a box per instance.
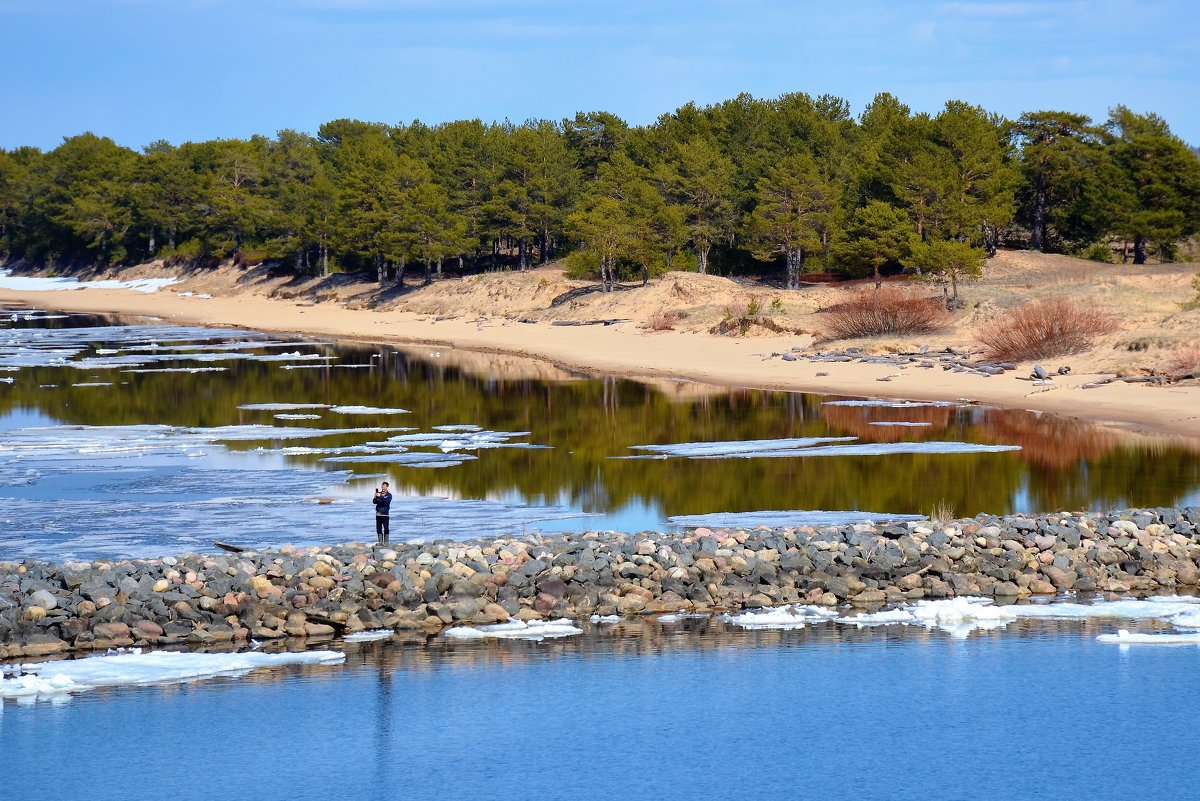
[3,282,1198,439]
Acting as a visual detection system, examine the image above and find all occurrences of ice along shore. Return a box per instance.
[3,507,1200,658]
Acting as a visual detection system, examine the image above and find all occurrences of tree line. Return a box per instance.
[1,92,1198,292]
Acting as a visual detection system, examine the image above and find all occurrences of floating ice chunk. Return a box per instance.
[1097,629,1200,645]
[71,382,113,388]
[698,441,1021,459]
[238,403,333,411]
[344,629,394,642]
[329,405,411,415]
[0,648,345,699]
[1008,598,1200,623]
[669,510,924,528]
[868,421,933,427]
[443,619,583,641]
[321,452,476,468]
[656,613,708,623]
[721,605,839,629]
[1171,609,1200,629]
[589,615,621,624]
[628,436,857,458]
[906,597,1017,638]
[837,608,917,627]
[822,399,960,408]
[122,367,229,374]
[433,424,483,432]
[274,414,322,420]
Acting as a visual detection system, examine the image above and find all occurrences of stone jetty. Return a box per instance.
[3,507,1199,659]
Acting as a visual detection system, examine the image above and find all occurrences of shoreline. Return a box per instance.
[1,284,1199,438]
[2,507,1198,660]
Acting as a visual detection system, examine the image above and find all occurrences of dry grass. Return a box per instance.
[977,297,1117,362]
[641,311,680,332]
[821,286,951,340]
[1167,343,1200,376]
[928,500,956,528]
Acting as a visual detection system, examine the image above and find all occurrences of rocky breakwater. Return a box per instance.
[3,507,1200,658]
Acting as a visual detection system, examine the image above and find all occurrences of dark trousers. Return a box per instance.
[375,515,390,544]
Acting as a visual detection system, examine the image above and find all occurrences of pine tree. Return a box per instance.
[745,153,836,288]
[1105,106,1200,263]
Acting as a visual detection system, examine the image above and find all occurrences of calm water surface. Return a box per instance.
[2,306,1199,559]
[3,621,1198,801]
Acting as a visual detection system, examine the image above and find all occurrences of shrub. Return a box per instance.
[770,296,784,313]
[722,300,749,321]
[821,286,951,340]
[1167,343,1200,376]
[747,296,762,317]
[977,298,1117,362]
[1083,242,1114,264]
[642,311,679,331]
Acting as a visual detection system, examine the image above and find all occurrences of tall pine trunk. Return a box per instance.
[1133,235,1147,265]
[1031,174,1047,251]
[697,244,709,275]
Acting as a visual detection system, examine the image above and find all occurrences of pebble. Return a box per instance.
[0,507,1197,657]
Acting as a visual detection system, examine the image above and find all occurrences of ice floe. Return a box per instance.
[443,619,583,641]
[0,648,345,700]
[822,399,961,408]
[343,630,395,643]
[621,436,1018,460]
[834,596,1200,639]
[721,605,839,629]
[627,437,856,458]
[1097,629,1200,645]
[238,403,333,411]
[329,405,411,415]
[868,421,933,427]
[668,510,925,528]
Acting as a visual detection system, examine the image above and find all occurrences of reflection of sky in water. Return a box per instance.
[2,308,1199,560]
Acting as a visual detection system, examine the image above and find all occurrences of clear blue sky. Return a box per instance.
[4,0,1198,151]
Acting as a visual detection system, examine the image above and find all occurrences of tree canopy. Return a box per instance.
[2,92,1197,287]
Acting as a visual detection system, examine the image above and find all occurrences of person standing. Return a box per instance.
[372,482,392,545]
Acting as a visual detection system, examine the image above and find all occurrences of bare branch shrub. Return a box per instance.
[642,311,680,331]
[821,286,951,340]
[977,298,1117,362]
[1167,343,1200,377]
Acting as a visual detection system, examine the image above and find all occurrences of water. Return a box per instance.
[4,304,1200,800]
[3,620,1198,801]
[2,305,1200,560]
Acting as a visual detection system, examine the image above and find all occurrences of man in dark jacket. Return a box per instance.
[372,482,392,545]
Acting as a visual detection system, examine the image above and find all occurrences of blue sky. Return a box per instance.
[3,0,1198,151]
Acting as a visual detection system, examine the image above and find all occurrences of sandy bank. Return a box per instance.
[2,283,1199,438]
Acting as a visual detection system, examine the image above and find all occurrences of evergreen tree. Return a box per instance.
[745,153,836,288]
[905,238,985,308]
[658,136,735,275]
[1012,111,1108,252]
[1105,106,1200,263]
[834,200,915,288]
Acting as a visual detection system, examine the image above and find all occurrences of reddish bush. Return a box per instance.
[977,298,1117,362]
[821,286,951,340]
[1167,343,1200,376]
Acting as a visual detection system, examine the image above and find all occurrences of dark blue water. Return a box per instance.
[3,624,1197,801]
